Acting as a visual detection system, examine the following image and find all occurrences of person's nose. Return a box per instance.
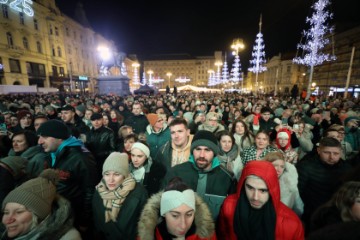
[3,214,15,224]
[199,150,206,158]
[179,216,186,230]
[253,190,259,200]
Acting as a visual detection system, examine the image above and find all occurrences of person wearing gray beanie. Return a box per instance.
[1,169,81,239]
[92,152,148,239]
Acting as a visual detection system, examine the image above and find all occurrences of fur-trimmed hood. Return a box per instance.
[138,191,215,240]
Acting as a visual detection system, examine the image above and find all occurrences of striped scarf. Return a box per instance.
[96,175,136,222]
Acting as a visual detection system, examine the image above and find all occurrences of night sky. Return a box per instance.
[56,0,360,69]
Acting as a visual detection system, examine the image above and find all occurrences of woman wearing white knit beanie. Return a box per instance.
[129,141,167,196]
[137,177,216,240]
[92,152,148,240]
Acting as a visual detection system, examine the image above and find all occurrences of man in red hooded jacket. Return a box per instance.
[218,161,304,240]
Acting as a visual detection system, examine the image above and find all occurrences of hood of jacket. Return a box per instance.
[237,161,281,212]
[9,196,75,240]
[146,123,168,135]
[8,145,43,158]
[137,191,215,240]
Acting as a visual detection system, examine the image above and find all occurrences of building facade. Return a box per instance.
[143,52,223,88]
[0,0,119,94]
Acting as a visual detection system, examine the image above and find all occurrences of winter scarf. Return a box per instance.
[96,175,136,223]
[50,136,83,167]
[171,134,194,167]
[217,144,239,173]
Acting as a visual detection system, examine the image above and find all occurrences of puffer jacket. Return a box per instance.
[279,162,304,216]
[218,161,304,239]
[138,191,216,240]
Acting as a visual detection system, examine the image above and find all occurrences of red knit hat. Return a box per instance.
[276,128,292,150]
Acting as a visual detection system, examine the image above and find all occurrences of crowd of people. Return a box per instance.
[0,91,359,239]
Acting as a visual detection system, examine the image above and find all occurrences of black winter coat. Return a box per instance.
[46,145,97,228]
[92,183,148,240]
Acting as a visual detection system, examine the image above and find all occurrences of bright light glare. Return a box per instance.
[97,46,111,60]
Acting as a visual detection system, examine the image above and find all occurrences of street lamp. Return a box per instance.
[166,72,172,87]
[231,38,245,55]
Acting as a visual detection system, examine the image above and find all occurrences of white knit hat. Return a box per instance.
[160,189,196,216]
[102,152,129,177]
[131,142,150,158]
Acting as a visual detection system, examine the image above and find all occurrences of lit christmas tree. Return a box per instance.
[140,71,147,86]
[207,70,215,87]
[230,54,242,83]
[248,14,267,93]
[221,55,230,84]
[293,0,335,100]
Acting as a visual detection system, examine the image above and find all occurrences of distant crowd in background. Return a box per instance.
[0,90,359,240]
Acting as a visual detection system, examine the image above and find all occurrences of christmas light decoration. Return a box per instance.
[230,54,242,83]
[140,71,147,86]
[248,15,267,92]
[207,70,215,86]
[293,0,336,100]
[121,62,127,76]
[175,77,191,83]
[221,56,230,84]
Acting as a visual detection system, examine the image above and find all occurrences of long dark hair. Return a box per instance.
[231,119,254,148]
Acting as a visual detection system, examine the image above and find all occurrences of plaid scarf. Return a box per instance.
[96,175,136,222]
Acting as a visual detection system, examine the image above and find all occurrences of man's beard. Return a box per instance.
[195,157,211,170]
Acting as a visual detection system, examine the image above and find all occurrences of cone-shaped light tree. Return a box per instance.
[231,54,242,83]
[222,55,230,84]
[293,0,336,100]
[248,14,267,93]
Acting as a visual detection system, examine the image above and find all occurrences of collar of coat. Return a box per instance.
[137,191,215,240]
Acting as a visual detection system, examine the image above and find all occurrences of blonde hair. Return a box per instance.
[263,151,285,163]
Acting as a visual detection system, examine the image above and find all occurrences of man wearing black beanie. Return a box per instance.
[163,130,237,220]
[37,120,97,238]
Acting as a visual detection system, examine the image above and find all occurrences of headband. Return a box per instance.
[160,189,195,216]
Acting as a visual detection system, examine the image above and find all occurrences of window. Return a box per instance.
[65,27,69,36]
[2,5,8,19]
[59,67,65,76]
[287,66,291,73]
[6,32,13,46]
[33,19,38,30]
[36,41,42,53]
[67,45,72,54]
[9,59,21,73]
[23,37,29,49]
[57,46,62,57]
[73,31,76,39]
[49,24,53,35]
[52,65,58,76]
[38,64,45,76]
[19,12,24,25]
[55,26,59,36]
[51,46,55,56]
